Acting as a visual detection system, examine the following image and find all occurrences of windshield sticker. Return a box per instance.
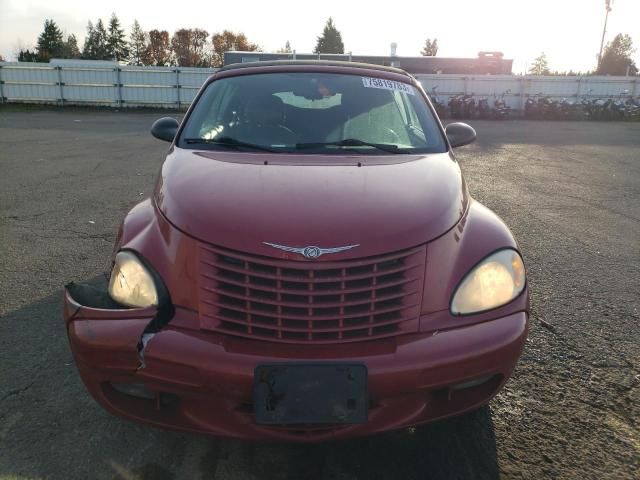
[362,77,415,95]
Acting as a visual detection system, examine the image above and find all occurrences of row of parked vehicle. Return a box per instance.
[428,87,640,121]
[524,93,640,121]
[428,87,513,120]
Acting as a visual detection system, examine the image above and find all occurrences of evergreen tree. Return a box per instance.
[83,19,109,60]
[129,20,147,65]
[597,33,637,75]
[528,52,550,75]
[82,21,95,58]
[61,34,81,58]
[18,49,39,62]
[107,13,129,61]
[314,18,344,54]
[277,40,292,53]
[36,19,64,62]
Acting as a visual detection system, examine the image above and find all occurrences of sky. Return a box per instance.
[0,0,638,73]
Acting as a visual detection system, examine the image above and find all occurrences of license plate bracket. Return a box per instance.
[253,363,368,425]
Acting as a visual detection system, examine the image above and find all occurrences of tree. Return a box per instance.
[528,52,550,75]
[18,49,38,62]
[61,34,81,58]
[129,20,147,65]
[171,28,209,67]
[143,30,171,66]
[107,13,129,61]
[82,19,109,60]
[82,21,95,58]
[277,40,292,54]
[314,18,344,54]
[597,33,637,75]
[210,30,260,67]
[421,38,438,56]
[36,19,64,62]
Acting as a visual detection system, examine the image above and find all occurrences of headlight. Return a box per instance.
[108,251,158,307]
[450,249,525,315]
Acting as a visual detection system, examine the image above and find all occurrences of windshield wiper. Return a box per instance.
[296,139,401,153]
[183,136,279,153]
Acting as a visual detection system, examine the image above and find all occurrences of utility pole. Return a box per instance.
[597,0,613,69]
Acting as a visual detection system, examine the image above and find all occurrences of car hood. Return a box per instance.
[154,149,468,259]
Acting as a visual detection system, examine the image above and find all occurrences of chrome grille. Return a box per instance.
[198,244,426,343]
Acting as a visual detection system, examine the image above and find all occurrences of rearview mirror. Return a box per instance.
[445,122,477,148]
[151,117,179,142]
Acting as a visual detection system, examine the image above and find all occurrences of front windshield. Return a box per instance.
[179,72,446,154]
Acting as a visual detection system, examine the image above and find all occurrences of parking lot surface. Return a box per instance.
[0,109,638,480]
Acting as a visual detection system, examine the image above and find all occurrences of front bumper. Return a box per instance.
[64,289,527,442]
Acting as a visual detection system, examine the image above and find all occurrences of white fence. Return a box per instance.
[0,61,218,108]
[0,61,638,111]
[417,74,639,111]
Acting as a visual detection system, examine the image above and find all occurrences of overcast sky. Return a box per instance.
[1,0,638,73]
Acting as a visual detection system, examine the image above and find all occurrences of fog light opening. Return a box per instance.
[111,382,156,401]
[450,375,494,392]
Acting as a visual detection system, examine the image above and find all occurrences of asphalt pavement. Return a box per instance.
[0,109,638,479]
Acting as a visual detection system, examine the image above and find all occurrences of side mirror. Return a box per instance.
[445,122,477,148]
[151,117,179,142]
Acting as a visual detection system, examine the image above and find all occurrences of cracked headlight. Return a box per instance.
[108,251,158,307]
[451,249,525,315]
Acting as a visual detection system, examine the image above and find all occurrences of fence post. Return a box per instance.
[576,76,583,99]
[175,68,181,109]
[517,76,525,113]
[0,64,4,104]
[56,66,64,106]
[632,78,638,97]
[115,67,123,107]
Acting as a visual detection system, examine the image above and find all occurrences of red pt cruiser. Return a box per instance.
[64,61,529,441]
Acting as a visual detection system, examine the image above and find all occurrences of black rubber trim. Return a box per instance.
[65,281,127,310]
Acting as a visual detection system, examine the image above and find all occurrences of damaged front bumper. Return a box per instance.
[64,283,528,442]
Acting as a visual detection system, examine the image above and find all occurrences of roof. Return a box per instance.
[218,60,411,77]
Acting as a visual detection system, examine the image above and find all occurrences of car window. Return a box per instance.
[179,72,446,154]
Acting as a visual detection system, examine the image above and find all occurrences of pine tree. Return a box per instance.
[107,13,129,61]
[82,21,96,59]
[314,18,344,54]
[528,52,550,75]
[129,20,147,65]
[277,40,292,53]
[94,19,109,59]
[597,33,638,75]
[61,34,81,58]
[82,19,109,60]
[18,49,39,62]
[36,19,64,62]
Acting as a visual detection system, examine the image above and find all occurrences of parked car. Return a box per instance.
[64,60,529,441]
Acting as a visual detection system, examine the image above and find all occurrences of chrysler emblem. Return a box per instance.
[263,242,360,259]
